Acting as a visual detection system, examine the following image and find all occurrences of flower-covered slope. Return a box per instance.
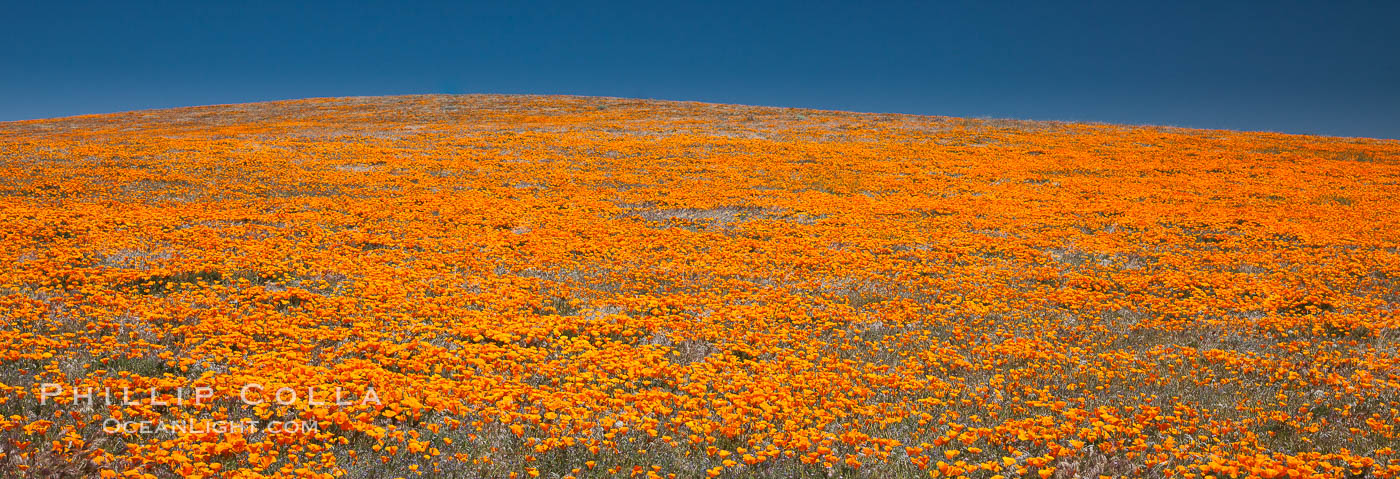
[1,95,1398,478]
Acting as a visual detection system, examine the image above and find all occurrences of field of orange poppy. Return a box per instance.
[0,94,1397,478]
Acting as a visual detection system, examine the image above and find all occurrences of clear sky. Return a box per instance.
[3,1,1397,139]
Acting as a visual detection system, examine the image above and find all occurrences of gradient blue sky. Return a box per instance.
[3,1,1398,139]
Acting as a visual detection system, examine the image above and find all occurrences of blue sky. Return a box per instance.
[3,1,1397,139]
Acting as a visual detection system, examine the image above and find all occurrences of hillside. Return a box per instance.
[2,94,1398,478]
